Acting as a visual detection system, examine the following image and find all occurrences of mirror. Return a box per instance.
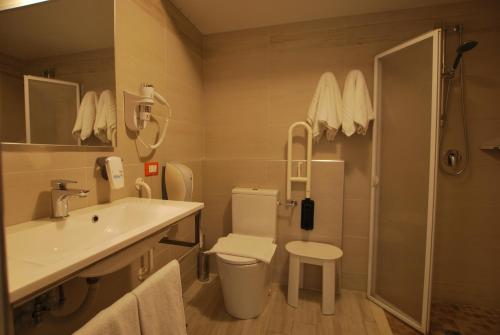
[0,0,116,147]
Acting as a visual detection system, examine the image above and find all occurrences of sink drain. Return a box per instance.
[91,215,99,223]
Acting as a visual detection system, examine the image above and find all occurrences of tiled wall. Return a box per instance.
[201,14,379,290]
[201,0,500,299]
[2,0,204,333]
[432,1,500,309]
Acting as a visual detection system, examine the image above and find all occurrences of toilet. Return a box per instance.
[216,188,278,319]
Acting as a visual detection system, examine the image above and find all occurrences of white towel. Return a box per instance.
[306,72,343,142]
[205,233,276,264]
[72,91,97,141]
[94,90,117,144]
[132,260,187,335]
[342,70,374,136]
[73,293,140,335]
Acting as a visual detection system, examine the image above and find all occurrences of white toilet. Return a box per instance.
[216,188,278,319]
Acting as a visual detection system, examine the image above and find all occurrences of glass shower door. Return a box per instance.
[368,29,442,334]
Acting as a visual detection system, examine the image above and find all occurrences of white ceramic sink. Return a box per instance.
[6,197,203,303]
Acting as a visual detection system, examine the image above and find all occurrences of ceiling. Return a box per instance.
[0,0,113,61]
[170,0,464,34]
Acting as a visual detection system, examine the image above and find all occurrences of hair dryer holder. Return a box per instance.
[123,84,172,149]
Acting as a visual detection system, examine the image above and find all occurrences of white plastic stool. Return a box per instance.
[285,241,343,315]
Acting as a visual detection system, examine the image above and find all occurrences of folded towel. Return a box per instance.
[306,72,343,142]
[73,293,140,335]
[132,260,187,335]
[342,69,374,136]
[72,91,97,141]
[94,90,117,144]
[205,233,276,264]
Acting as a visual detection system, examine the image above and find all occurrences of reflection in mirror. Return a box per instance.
[26,76,80,145]
[0,0,115,147]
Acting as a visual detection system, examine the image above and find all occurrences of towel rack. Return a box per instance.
[286,121,313,207]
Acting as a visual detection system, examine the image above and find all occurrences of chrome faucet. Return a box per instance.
[51,180,89,218]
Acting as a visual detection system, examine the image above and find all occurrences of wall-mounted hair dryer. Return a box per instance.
[124,84,172,149]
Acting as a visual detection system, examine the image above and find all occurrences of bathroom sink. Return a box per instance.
[6,197,203,304]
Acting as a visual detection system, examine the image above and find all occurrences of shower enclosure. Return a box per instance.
[368,29,442,334]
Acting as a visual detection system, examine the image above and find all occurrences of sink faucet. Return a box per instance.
[51,180,90,218]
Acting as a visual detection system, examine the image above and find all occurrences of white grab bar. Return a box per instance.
[287,121,313,203]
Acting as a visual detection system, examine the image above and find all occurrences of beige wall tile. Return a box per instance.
[201,193,232,248]
[203,159,269,196]
[3,168,87,225]
[343,199,370,238]
[341,236,369,276]
[1,146,88,173]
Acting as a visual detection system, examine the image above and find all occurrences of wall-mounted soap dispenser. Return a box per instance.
[96,156,124,189]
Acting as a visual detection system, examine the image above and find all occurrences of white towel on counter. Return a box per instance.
[72,91,97,141]
[342,69,374,136]
[73,293,140,335]
[205,233,276,264]
[94,90,117,145]
[132,260,187,335]
[306,72,343,142]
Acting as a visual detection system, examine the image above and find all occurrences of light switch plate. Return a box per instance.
[144,161,159,176]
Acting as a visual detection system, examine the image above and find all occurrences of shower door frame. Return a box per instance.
[367,29,442,334]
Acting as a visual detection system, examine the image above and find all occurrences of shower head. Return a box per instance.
[457,40,478,53]
[452,40,478,70]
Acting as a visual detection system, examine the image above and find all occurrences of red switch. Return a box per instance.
[144,161,159,176]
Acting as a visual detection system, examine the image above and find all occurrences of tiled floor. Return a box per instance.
[183,276,393,335]
[385,303,500,335]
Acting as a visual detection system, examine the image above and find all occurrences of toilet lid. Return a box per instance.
[217,253,258,265]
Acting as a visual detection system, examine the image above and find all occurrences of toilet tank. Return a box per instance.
[232,188,279,240]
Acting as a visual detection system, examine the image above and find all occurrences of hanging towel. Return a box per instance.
[94,90,117,144]
[73,293,141,335]
[72,91,97,141]
[306,72,343,142]
[342,70,374,136]
[205,233,277,264]
[132,260,187,335]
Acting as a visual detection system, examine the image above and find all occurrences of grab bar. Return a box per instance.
[286,121,313,207]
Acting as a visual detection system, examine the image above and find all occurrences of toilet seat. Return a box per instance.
[207,233,276,264]
[217,253,258,265]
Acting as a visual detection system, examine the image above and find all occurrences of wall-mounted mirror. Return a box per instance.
[0,0,116,147]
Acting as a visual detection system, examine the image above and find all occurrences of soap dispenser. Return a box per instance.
[97,156,125,189]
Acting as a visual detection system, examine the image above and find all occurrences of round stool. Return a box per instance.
[285,241,343,315]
